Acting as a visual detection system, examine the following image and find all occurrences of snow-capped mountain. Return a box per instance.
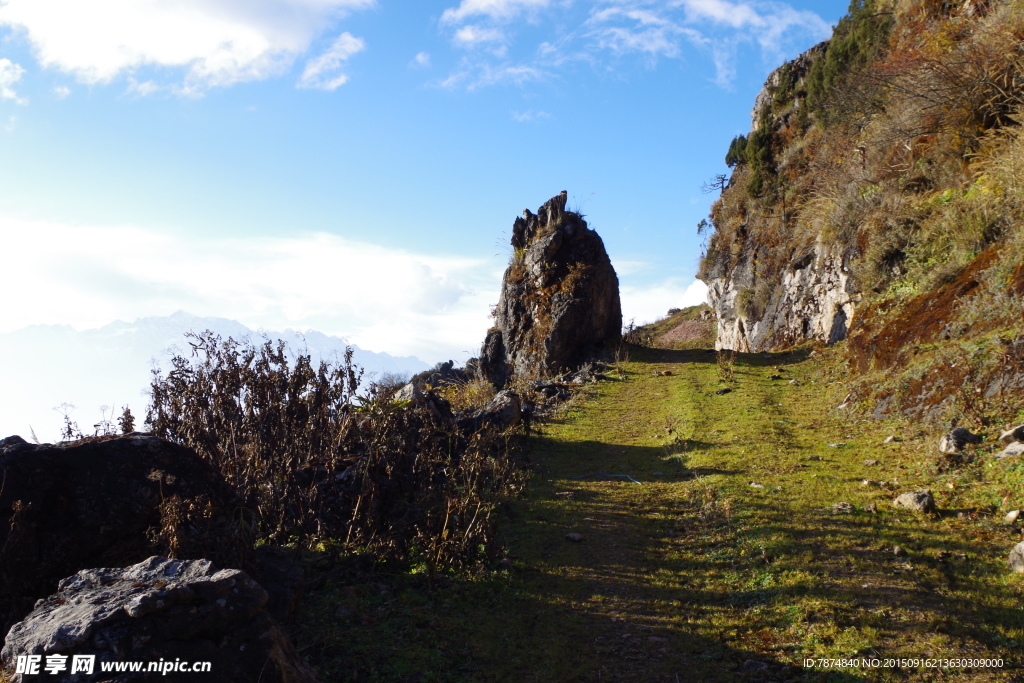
[0,312,430,442]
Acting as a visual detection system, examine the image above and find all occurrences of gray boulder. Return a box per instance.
[996,442,1024,459]
[938,427,981,454]
[1011,541,1024,572]
[479,192,621,388]
[1000,425,1024,445]
[893,490,936,513]
[457,390,522,433]
[1,556,318,682]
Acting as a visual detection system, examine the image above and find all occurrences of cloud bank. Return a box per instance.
[0,0,375,93]
[0,214,707,361]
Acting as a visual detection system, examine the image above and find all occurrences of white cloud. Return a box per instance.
[438,0,830,89]
[441,0,550,24]
[4,115,16,132]
[411,51,432,67]
[0,0,375,93]
[0,58,28,105]
[454,24,507,47]
[126,78,160,97]
[440,61,543,90]
[0,214,501,361]
[620,278,708,326]
[52,85,70,99]
[298,32,365,90]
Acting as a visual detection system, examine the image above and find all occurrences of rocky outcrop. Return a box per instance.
[1,556,318,683]
[0,434,234,630]
[705,240,858,352]
[479,192,621,387]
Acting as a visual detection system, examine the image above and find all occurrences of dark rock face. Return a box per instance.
[0,434,234,629]
[1,556,318,682]
[480,192,621,388]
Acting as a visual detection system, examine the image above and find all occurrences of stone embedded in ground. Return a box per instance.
[864,458,878,466]
[457,389,522,433]
[996,442,1024,459]
[862,479,881,487]
[1,556,318,683]
[1000,425,1024,445]
[893,546,907,557]
[1010,541,1024,572]
[1005,510,1021,523]
[714,388,732,395]
[893,489,936,513]
[478,191,621,389]
[565,533,584,543]
[831,502,855,514]
[884,436,898,443]
[939,427,982,454]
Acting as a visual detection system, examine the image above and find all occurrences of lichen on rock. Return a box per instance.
[479,192,621,388]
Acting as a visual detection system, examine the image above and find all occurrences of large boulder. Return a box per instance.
[0,434,235,630]
[1,556,318,682]
[479,192,621,388]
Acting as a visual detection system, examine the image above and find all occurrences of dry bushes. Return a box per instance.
[147,332,524,570]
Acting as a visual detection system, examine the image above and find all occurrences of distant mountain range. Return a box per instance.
[0,311,430,442]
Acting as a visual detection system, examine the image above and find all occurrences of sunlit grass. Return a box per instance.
[292,344,1024,681]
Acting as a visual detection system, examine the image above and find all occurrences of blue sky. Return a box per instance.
[0,0,845,363]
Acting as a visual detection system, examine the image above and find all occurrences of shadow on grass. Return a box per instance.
[295,430,1022,683]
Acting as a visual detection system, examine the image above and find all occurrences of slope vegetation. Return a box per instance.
[700,0,1024,425]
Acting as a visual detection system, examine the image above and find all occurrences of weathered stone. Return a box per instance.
[1,556,318,682]
[939,427,981,454]
[0,434,234,631]
[1000,425,1024,445]
[1004,510,1020,524]
[1010,541,1024,572]
[893,489,935,513]
[456,390,522,433]
[479,192,621,388]
[831,502,855,514]
[996,442,1024,459]
[392,382,422,403]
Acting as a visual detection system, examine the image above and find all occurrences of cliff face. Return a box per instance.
[707,240,857,351]
[698,0,1024,421]
[479,192,621,388]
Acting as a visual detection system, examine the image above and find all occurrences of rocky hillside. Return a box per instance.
[699,0,1024,423]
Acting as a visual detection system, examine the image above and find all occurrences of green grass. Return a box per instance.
[292,345,1024,681]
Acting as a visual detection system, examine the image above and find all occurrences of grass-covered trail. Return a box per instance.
[298,348,1024,681]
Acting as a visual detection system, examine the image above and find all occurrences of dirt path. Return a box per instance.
[298,347,1023,681]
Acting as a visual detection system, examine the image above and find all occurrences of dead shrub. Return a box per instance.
[147,331,525,570]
